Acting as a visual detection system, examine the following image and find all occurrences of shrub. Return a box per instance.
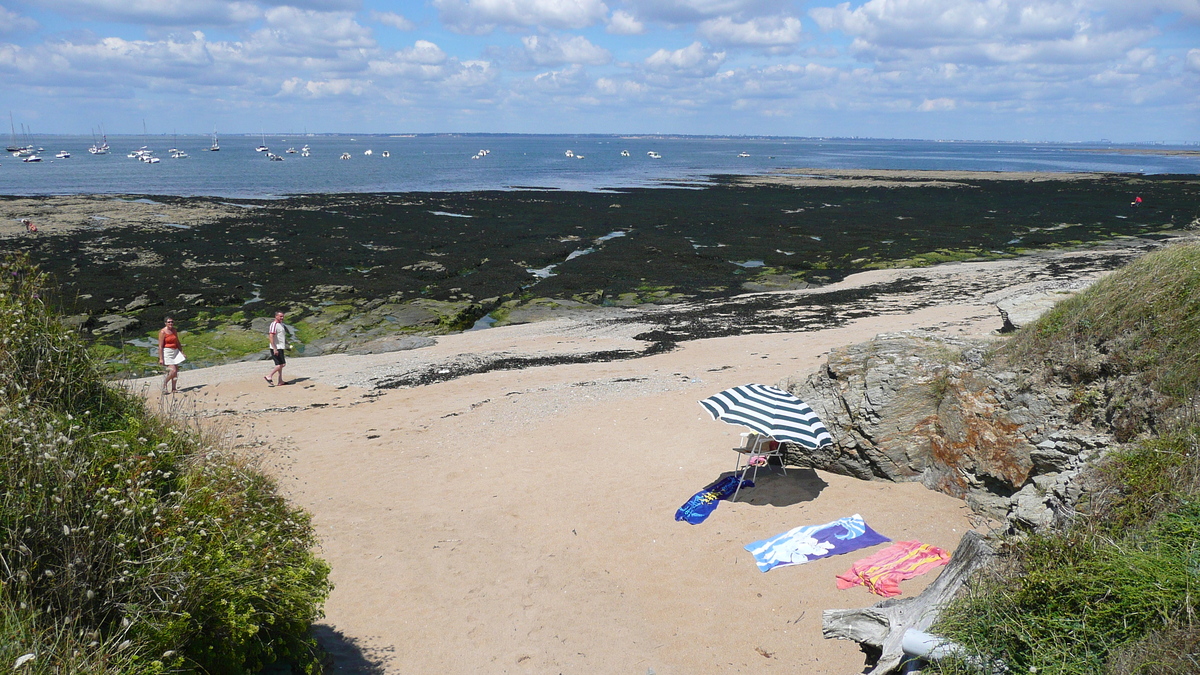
[0,254,331,674]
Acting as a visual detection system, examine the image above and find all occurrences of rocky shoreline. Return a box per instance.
[366,232,1189,390]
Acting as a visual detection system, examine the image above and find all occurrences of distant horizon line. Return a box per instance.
[7,131,1198,146]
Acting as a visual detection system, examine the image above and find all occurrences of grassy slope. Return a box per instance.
[0,254,332,674]
[933,242,1200,675]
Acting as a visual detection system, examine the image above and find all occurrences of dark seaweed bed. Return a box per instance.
[6,172,1198,342]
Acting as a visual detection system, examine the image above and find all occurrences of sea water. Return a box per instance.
[2,134,1198,198]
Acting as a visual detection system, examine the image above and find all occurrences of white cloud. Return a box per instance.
[433,0,609,33]
[1188,49,1200,71]
[521,34,611,66]
[399,40,449,65]
[595,76,648,95]
[811,0,1160,66]
[698,15,802,47]
[918,96,956,110]
[0,5,38,34]
[531,64,588,90]
[607,9,644,34]
[279,76,366,97]
[624,0,789,23]
[367,44,496,93]
[644,41,725,76]
[370,10,416,30]
[34,0,261,25]
[260,0,360,9]
[248,7,374,57]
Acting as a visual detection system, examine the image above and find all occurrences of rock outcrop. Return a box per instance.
[785,331,1115,531]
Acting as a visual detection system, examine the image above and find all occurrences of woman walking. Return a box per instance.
[157,316,186,394]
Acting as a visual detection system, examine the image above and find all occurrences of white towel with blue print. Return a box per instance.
[744,514,890,573]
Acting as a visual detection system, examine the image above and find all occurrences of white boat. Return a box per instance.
[471,154,481,160]
[267,152,284,161]
[364,149,373,156]
[575,154,585,159]
[141,154,159,164]
[128,146,149,159]
[301,144,310,153]
[620,150,630,157]
[301,149,310,157]
[340,152,351,160]
[167,131,185,156]
[22,154,41,162]
[207,128,220,151]
[647,151,661,159]
[564,150,574,157]
[737,152,750,158]
[381,151,390,158]
[89,134,109,154]
[55,151,70,158]
[286,147,297,154]
[479,149,490,156]
[256,131,268,152]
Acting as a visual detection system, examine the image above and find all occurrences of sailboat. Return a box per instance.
[205,127,220,151]
[169,131,188,158]
[7,112,23,153]
[132,119,158,163]
[255,130,268,152]
[89,126,110,154]
[8,115,35,156]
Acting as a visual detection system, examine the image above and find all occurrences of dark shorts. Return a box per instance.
[271,350,286,366]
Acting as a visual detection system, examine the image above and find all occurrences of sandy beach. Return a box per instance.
[124,250,1114,674]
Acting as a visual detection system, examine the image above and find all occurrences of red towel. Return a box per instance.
[836,540,951,597]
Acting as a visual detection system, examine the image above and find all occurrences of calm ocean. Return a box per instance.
[3,134,1198,198]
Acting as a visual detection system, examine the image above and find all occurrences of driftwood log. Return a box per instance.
[822,531,995,674]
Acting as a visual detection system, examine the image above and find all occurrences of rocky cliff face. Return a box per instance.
[785,332,1115,532]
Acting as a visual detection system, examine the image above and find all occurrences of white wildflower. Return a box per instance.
[13,653,35,669]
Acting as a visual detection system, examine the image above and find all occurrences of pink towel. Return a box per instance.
[836,540,950,597]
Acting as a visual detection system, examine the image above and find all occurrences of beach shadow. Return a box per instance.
[282,376,312,385]
[178,384,206,392]
[729,467,828,507]
[312,624,392,674]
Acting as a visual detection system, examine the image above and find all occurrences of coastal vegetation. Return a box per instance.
[933,242,1200,674]
[0,254,331,674]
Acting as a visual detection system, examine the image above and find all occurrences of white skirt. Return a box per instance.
[162,348,186,366]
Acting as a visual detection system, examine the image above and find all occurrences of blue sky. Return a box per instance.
[1,0,1197,141]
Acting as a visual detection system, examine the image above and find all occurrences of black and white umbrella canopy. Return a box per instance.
[699,384,833,449]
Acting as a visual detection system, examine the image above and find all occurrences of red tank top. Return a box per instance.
[162,330,180,350]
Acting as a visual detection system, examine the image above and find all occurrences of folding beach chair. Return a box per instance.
[731,432,786,501]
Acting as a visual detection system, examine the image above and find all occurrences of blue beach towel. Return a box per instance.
[744,514,891,572]
[675,475,754,525]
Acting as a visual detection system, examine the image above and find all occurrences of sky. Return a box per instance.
[1,0,1198,141]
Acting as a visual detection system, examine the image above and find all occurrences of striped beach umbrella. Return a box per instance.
[699,384,833,449]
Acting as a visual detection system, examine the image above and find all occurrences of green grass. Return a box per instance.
[931,242,1200,675]
[934,430,1200,675]
[1003,242,1200,403]
[0,254,331,674]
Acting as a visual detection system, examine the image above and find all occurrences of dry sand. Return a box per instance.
[133,272,1025,675]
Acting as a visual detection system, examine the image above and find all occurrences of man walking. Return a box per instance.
[265,310,288,386]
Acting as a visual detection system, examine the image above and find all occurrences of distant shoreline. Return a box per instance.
[1069,148,1200,158]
